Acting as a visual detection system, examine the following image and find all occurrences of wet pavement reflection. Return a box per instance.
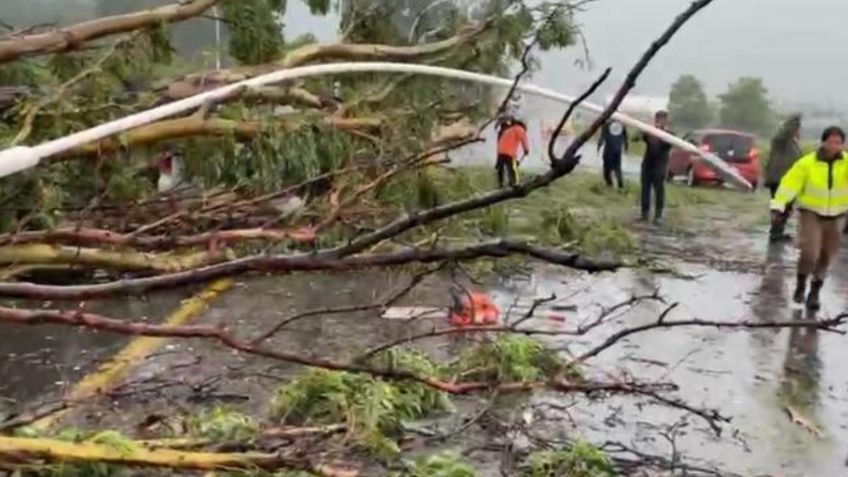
[3,228,848,476]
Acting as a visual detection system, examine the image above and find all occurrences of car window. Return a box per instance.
[704,134,754,161]
[682,132,698,146]
[705,134,753,152]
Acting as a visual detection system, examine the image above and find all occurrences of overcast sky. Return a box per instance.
[5,0,843,109]
[285,0,848,110]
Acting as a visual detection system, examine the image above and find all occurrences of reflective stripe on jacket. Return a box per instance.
[771,151,848,217]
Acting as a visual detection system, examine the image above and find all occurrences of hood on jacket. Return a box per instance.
[777,114,801,140]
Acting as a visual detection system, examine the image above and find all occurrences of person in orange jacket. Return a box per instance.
[495,116,529,187]
[448,288,500,327]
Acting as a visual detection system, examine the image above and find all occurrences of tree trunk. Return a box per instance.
[0,0,220,65]
[0,435,358,477]
[59,115,382,159]
[0,243,221,272]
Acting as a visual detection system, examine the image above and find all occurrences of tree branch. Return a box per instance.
[56,115,381,159]
[251,264,444,344]
[0,240,615,300]
[0,435,355,477]
[0,305,670,398]
[577,303,847,362]
[0,0,220,65]
[0,227,317,251]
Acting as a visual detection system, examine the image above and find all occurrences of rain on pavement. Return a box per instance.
[3,106,848,476]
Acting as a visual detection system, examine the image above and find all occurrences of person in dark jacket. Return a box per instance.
[634,111,673,224]
[765,114,803,242]
[597,119,629,189]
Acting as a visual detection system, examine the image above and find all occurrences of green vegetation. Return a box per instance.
[187,406,259,442]
[390,452,477,477]
[669,74,713,130]
[524,441,615,477]
[434,167,767,258]
[719,77,776,136]
[269,365,452,456]
[447,335,579,383]
[269,338,578,456]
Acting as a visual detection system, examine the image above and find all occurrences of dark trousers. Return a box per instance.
[640,161,666,220]
[769,184,793,239]
[603,153,624,188]
[496,154,517,187]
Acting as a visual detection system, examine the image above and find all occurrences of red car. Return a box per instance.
[667,129,760,189]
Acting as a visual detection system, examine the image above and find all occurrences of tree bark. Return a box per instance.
[58,115,381,159]
[0,240,616,300]
[0,243,219,272]
[0,0,220,65]
[0,435,357,477]
[0,227,317,250]
[162,24,486,91]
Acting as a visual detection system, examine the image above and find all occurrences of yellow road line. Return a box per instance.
[31,278,234,431]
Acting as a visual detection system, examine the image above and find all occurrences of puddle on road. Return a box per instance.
[483,249,848,476]
[3,237,848,476]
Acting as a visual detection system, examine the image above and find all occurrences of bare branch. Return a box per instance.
[0,0,220,65]
[0,305,673,397]
[251,264,445,344]
[0,240,616,300]
[577,304,847,362]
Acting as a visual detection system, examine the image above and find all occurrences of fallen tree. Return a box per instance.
[0,1,772,477]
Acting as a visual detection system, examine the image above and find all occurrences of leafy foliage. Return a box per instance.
[222,0,286,65]
[541,205,634,258]
[719,77,775,136]
[448,335,576,383]
[668,74,712,130]
[187,406,259,442]
[270,351,452,456]
[524,441,615,477]
[535,4,576,50]
[390,451,478,477]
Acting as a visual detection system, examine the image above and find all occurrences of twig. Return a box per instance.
[510,294,557,327]
[357,293,664,360]
[576,291,664,332]
[577,304,847,362]
[251,264,444,343]
[631,387,728,436]
[0,305,680,397]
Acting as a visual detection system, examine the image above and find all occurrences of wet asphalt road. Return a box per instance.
[2,112,846,475]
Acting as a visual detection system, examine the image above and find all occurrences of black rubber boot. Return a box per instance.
[793,274,807,304]
[806,279,823,311]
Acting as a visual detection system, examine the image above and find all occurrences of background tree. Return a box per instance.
[0,2,810,476]
[718,76,775,136]
[668,74,712,130]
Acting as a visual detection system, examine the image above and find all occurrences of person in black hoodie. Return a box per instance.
[634,111,673,224]
[597,119,629,189]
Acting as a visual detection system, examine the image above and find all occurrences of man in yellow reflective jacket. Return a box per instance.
[771,126,848,310]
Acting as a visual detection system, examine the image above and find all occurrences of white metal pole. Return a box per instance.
[0,62,750,189]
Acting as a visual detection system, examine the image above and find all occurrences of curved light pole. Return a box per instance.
[0,61,750,189]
